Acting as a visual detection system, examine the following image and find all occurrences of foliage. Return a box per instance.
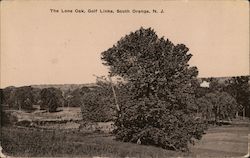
[1,88,18,126]
[13,86,35,110]
[67,89,81,107]
[207,78,226,92]
[2,87,16,106]
[64,87,91,107]
[32,88,42,105]
[81,77,115,122]
[101,27,205,151]
[225,76,250,117]
[2,86,41,110]
[195,77,243,122]
[196,92,238,122]
[1,111,18,126]
[40,88,63,112]
[191,79,211,98]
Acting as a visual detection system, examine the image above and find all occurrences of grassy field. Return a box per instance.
[1,121,249,158]
[2,108,249,157]
[5,107,114,131]
[5,107,82,122]
[1,126,185,157]
[190,123,249,157]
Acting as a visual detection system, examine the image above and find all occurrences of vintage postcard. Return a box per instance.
[0,0,249,157]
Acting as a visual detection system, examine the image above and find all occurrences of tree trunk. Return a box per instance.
[243,107,245,120]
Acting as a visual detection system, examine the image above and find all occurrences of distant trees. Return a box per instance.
[2,87,17,107]
[32,88,41,105]
[225,76,250,117]
[208,78,226,92]
[194,77,245,122]
[2,86,42,111]
[9,86,34,110]
[65,87,91,107]
[196,92,238,123]
[199,76,250,118]
[2,85,95,111]
[40,88,63,112]
[101,27,205,151]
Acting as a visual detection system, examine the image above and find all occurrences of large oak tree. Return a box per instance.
[101,27,205,151]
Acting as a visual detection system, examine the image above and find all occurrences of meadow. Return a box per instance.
[1,120,248,157]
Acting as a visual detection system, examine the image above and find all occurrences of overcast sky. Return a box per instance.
[1,1,249,88]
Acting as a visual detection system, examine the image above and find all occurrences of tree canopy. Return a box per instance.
[101,27,205,151]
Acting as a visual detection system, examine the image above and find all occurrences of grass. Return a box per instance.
[189,122,249,157]
[2,108,249,157]
[1,122,248,157]
[1,126,185,157]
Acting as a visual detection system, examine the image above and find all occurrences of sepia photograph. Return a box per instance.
[0,0,249,157]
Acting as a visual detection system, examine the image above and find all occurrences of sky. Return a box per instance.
[1,0,249,88]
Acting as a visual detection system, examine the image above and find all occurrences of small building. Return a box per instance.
[200,81,210,88]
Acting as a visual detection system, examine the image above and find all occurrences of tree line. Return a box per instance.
[1,85,92,112]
